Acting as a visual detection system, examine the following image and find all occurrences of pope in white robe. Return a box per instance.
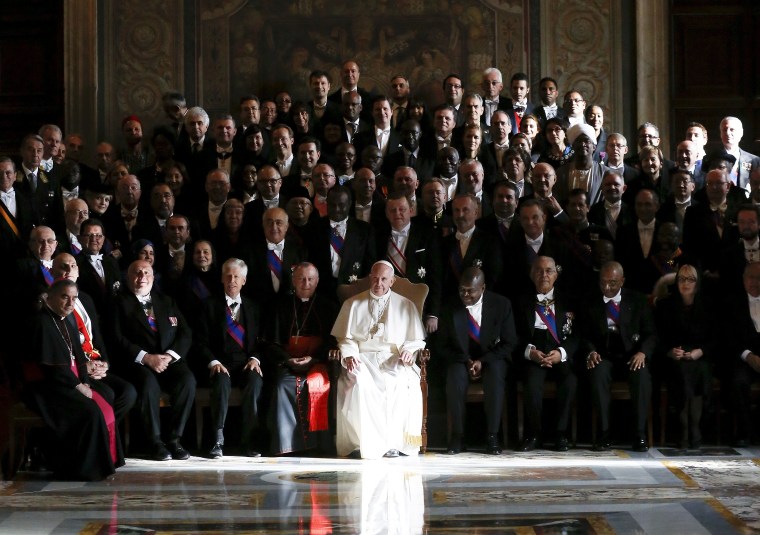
[332,261,426,458]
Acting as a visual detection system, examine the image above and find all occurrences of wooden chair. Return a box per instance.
[6,402,46,479]
[328,276,431,453]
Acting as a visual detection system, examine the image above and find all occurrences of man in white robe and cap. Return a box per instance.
[332,260,427,458]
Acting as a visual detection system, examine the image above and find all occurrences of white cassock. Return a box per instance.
[331,290,426,458]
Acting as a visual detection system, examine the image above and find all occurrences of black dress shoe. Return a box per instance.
[208,443,223,459]
[347,449,362,459]
[632,438,649,452]
[592,432,611,452]
[168,442,190,460]
[486,434,502,455]
[447,435,462,455]
[519,436,539,452]
[245,449,262,458]
[383,449,400,458]
[555,435,570,452]
[151,444,171,461]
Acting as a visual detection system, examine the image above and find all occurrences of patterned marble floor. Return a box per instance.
[0,446,759,534]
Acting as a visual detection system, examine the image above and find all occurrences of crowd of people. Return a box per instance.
[2,59,760,481]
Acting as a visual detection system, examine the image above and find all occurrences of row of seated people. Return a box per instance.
[20,237,760,483]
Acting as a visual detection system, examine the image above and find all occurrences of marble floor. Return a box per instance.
[1,445,759,535]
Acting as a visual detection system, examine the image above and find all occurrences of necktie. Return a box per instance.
[387,235,407,276]
[192,142,201,154]
[28,173,37,192]
[408,153,417,168]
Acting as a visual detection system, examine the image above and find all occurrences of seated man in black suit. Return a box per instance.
[729,262,760,446]
[515,256,578,452]
[266,262,338,455]
[582,261,657,452]
[111,259,196,461]
[438,267,516,455]
[196,258,264,458]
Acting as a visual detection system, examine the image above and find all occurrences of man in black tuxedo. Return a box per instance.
[196,258,264,458]
[111,260,196,461]
[418,178,454,238]
[534,77,567,128]
[442,194,502,300]
[515,256,578,452]
[720,204,760,297]
[307,70,341,130]
[352,96,402,163]
[615,188,661,294]
[339,91,371,145]
[247,207,307,303]
[350,167,386,225]
[582,261,657,452]
[438,267,516,454]
[15,134,62,230]
[657,168,697,232]
[101,174,142,264]
[476,180,518,250]
[505,72,535,135]
[603,133,638,184]
[0,156,35,271]
[589,170,632,241]
[244,165,288,239]
[75,218,121,316]
[327,60,373,122]
[383,119,435,181]
[390,74,411,130]
[728,262,760,446]
[376,192,442,333]
[305,185,376,300]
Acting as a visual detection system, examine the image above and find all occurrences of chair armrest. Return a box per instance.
[416,348,430,365]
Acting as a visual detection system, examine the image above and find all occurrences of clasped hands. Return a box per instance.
[668,347,703,361]
[143,353,174,373]
[529,348,562,368]
[86,360,108,380]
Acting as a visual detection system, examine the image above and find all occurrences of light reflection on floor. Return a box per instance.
[0,447,758,534]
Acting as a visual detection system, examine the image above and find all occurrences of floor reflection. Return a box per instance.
[0,451,756,534]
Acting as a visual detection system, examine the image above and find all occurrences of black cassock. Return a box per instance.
[26,308,124,481]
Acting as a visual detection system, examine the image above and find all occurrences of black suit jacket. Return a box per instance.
[110,290,192,368]
[352,128,403,164]
[438,290,517,365]
[0,187,35,265]
[588,200,634,238]
[306,217,377,297]
[580,288,657,361]
[505,100,536,135]
[382,148,436,182]
[246,237,307,302]
[15,169,63,231]
[514,291,579,362]
[196,294,262,365]
[376,221,443,317]
[442,227,502,299]
[535,106,567,128]
[328,87,373,122]
[76,253,121,315]
[682,202,740,272]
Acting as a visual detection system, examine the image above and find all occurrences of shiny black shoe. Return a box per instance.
[632,438,649,452]
[555,435,570,452]
[447,435,462,455]
[519,436,539,452]
[245,448,262,458]
[208,443,223,459]
[168,442,190,460]
[592,432,611,452]
[383,449,400,458]
[486,434,502,455]
[151,443,171,461]
[347,449,362,459]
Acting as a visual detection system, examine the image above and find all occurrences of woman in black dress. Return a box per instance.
[654,264,713,449]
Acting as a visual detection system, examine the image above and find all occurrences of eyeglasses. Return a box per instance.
[445,83,463,90]
[565,98,584,104]
[34,238,57,245]
[259,179,281,184]
[677,276,697,283]
[639,134,659,140]
[81,233,104,240]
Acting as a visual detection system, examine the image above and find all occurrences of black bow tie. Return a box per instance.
[217,151,232,160]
